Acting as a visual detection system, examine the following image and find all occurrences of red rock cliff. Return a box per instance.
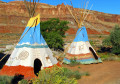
[0,1,120,34]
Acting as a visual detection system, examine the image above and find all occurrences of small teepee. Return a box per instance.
[0,0,59,79]
[63,0,102,64]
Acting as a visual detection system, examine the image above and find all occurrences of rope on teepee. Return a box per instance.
[0,47,15,62]
[0,52,10,62]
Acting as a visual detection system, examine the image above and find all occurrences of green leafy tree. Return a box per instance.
[41,18,69,50]
[102,36,112,47]
[102,25,120,55]
[110,25,120,54]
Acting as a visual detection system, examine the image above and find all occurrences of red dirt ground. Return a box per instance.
[62,61,120,84]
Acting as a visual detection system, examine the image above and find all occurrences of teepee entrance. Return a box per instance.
[34,58,42,76]
[89,47,98,60]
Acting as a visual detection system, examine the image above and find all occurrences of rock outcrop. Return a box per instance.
[0,1,120,34]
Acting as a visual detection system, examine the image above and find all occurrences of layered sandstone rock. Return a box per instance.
[0,1,120,34]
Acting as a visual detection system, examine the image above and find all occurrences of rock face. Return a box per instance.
[0,1,120,34]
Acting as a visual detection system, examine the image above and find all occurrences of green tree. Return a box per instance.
[41,18,69,50]
[102,25,120,55]
[102,36,112,47]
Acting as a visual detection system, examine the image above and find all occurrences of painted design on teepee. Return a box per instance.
[18,50,29,60]
[63,0,102,64]
[0,14,60,79]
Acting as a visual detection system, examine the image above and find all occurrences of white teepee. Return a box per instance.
[0,14,60,79]
[63,0,102,64]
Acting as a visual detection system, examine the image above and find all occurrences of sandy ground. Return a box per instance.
[62,61,120,84]
[0,53,120,84]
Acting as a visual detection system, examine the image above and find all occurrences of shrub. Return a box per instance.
[89,40,94,46]
[0,75,28,84]
[70,57,81,66]
[32,66,78,84]
[0,75,13,84]
[97,52,120,61]
[0,50,4,53]
[73,71,81,79]
[102,37,112,47]
[19,79,29,84]
[102,25,120,55]
[85,72,90,76]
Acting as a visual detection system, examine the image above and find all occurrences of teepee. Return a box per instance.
[63,0,102,64]
[0,0,59,79]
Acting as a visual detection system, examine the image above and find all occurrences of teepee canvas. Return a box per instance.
[63,26,102,64]
[63,0,102,64]
[0,14,59,79]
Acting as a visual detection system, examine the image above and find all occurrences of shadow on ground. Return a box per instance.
[11,74,24,84]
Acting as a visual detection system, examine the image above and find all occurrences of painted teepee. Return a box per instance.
[63,0,102,64]
[0,14,59,79]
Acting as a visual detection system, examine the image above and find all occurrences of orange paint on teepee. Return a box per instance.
[0,65,36,79]
[44,62,61,69]
[0,62,61,79]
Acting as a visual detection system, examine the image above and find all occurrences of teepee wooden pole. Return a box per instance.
[83,4,93,23]
[78,0,86,27]
[83,0,89,19]
[24,0,40,17]
[70,0,79,25]
[66,4,79,24]
[77,0,83,27]
[24,0,31,17]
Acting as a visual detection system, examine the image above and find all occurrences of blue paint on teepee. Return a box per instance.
[63,58,102,64]
[73,26,89,42]
[18,23,46,45]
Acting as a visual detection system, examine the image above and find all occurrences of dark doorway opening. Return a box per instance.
[89,47,98,60]
[34,58,42,76]
[0,53,10,69]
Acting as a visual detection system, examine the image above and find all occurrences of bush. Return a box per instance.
[19,79,29,84]
[41,18,69,50]
[32,66,78,84]
[102,37,112,47]
[102,25,120,55]
[0,75,13,84]
[97,52,120,61]
[73,71,81,79]
[89,40,94,46]
[85,72,90,76]
[70,57,81,66]
[0,75,28,84]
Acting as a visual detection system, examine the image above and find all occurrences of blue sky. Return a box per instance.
[2,0,120,15]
